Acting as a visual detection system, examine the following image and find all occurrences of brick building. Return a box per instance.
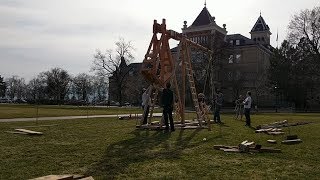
[181,5,274,106]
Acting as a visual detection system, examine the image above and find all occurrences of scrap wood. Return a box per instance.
[221,148,240,153]
[239,141,255,152]
[267,131,284,135]
[5,131,28,135]
[30,174,92,180]
[256,128,283,133]
[30,174,74,180]
[256,120,312,130]
[213,145,238,150]
[267,140,277,144]
[281,139,302,144]
[15,129,43,135]
[214,142,281,153]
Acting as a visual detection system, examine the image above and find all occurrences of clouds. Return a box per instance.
[1,0,319,81]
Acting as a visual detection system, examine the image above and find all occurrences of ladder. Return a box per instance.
[185,59,203,127]
[174,101,182,122]
[148,88,159,124]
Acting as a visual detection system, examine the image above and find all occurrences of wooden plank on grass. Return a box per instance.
[30,174,74,180]
[5,131,28,135]
[15,129,43,135]
[221,148,240,153]
[267,131,284,135]
[281,139,302,144]
[213,145,238,150]
[267,140,277,144]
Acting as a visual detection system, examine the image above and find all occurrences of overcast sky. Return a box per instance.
[1,0,319,81]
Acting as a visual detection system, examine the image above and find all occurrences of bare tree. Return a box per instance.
[73,73,92,101]
[44,67,71,104]
[0,75,6,98]
[288,6,320,59]
[5,76,26,100]
[92,37,135,105]
[92,76,108,103]
[26,76,45,102]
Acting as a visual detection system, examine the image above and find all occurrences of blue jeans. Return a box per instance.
[163,106,174,130]
[214,105,221,123]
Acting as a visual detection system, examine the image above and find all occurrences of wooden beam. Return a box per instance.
[15,129,43,135]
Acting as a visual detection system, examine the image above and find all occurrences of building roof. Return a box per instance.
[251,15,270,32]
[226,34,255,46]
[191,7,215,27]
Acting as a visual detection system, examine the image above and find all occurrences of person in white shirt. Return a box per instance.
[142,87,151,124]
[242,91,252,126]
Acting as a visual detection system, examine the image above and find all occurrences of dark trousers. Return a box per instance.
[214,105,221,123]
[244,108,251,126]
[163,106,174,130]
[142,105,150,124]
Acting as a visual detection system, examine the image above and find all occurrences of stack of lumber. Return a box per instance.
[214,140,281,153]
[255,128,284,135]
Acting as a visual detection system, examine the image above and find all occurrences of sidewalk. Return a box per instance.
[0,113,163,123]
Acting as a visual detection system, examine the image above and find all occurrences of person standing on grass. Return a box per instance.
[234,95,244,120]
[141,87,151,124]
[243,91,252,126]
[161,82,175,131]
[214,90,223,123]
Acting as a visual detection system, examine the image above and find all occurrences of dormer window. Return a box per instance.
[236,40,240,45]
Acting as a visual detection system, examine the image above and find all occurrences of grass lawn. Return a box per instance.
[0,113,319,179]
[0,104,154,119]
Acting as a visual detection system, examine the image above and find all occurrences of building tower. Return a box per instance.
[250,14,272,45]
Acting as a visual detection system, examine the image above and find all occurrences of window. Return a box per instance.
[228,72,233,81]
[229,40,233,45]
[228,55,234,63]
[262,37,265,41]
[258,37,261,41]
[235,54,241,63]
[236,40,240,45]
[254,38,256,41]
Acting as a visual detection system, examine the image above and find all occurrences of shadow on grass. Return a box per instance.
[87,129,205,178]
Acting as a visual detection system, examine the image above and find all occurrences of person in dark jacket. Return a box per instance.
[161,82,175,131]
[214,90,223,123]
